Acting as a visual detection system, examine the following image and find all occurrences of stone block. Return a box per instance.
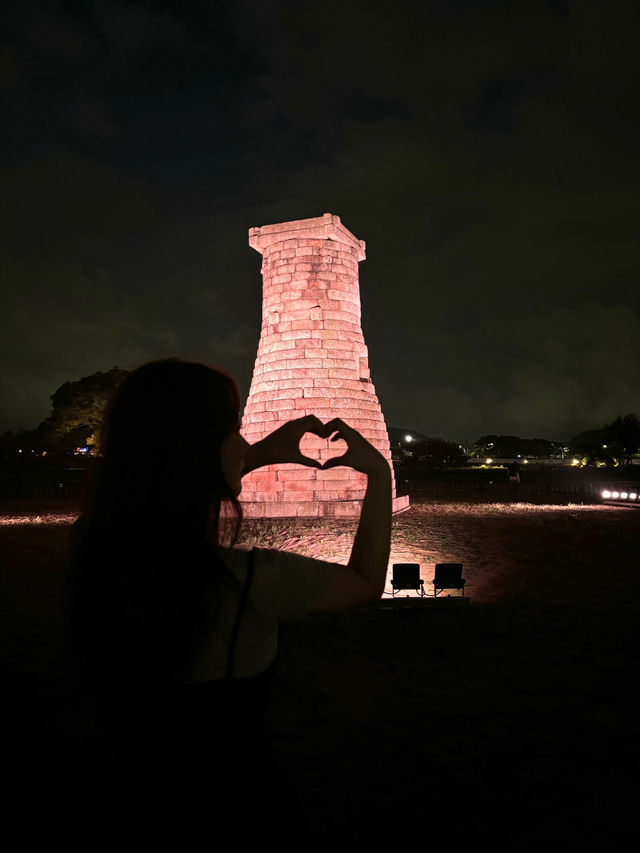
[281,329,313,341]
[272,501,312,517]
[322,501,362,518]
[282,483,316,497]
[392,495,410,513]
[243,470,280,484]
[314,490,349,501]
[295,502,320,516]
[324,318,359,332]
[276,468,317,480]
[250,410,279,423]
[288,367,327,379]
[265,399,298,413]
[317,467,367,483]
[238,501,266,518]
[313,477,355,491]
[294,396,328,409]
[325,307,359,322]
[327,367,358,380]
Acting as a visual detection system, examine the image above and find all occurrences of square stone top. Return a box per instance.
[249,212,366,260]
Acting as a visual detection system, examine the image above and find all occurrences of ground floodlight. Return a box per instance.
[620,492,628,499]
[612,491,620,499]
[390,563,425,597]
[602,490,611,498]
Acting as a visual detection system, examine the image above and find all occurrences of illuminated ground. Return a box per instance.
[1,497,631,604]
[2,496,638,850]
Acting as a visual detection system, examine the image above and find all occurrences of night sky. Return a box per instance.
[2,0,639,443]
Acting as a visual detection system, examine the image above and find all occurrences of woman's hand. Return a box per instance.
[242,415,332,474]
[321,418,390,477]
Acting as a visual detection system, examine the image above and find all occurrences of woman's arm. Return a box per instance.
[241,415,392,610]
[310,418,392,610]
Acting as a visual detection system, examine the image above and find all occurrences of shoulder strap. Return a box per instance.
[225,548,256,681]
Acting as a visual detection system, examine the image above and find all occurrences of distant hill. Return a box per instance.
[570,429,606,448]
[387,427,430,444]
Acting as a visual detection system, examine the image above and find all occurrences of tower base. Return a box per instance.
[240,494,410,518]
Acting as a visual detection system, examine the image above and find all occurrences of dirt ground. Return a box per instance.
[1,497,638,851]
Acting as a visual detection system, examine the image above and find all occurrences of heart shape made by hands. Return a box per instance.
[298,430,348,466]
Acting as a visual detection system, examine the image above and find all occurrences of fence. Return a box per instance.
[402,480,640,500]
[0,470,86,501]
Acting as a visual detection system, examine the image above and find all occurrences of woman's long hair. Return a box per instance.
[67,358,243,686]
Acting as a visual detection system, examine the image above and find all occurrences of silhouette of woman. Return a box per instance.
[66,358,391,849]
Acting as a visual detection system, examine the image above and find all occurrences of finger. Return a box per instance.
[294,414,333,438]
[297,456,322,468]
[320,455,349,469]
[324,417,348,432]
[296,414,325,428]
[324,418,356,440]
[290,447,323,468]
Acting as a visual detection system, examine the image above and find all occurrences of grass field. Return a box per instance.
[1,496,638,851]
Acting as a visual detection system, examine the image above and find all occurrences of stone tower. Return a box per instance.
[240,213,409,517]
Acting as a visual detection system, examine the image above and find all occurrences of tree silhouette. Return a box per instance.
[604,414,640,462]
[40,367,129,452]
[409,437,466,469]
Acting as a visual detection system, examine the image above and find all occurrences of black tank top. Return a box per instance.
[97,551,305,850]
[121,549,274,760]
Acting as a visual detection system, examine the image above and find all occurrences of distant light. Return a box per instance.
[620,492,629,499]
[404,435,413,443]
[523,459,528,464]
[611,491,620,499]
[630,493,638,500]
[486,458,493,464]
[18,449,22,453]
[602,490,611,498]
[571,458,580,466]
[602,444,607,448]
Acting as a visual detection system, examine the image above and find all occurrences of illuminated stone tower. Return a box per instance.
[240,213,409,517]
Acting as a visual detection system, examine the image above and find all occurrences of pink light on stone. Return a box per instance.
[240,213,410,518]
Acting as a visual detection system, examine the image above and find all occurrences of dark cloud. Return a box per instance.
[1,0,639,441]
